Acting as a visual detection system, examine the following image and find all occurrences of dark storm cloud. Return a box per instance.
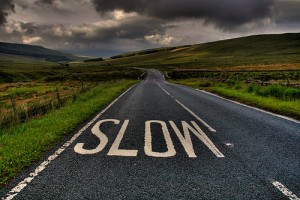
[20,22,37,34]
[3,16,165,45]
[35,0,55,5]
[92,0,274,28]
[273,0,300,23]
[0,0,15,25]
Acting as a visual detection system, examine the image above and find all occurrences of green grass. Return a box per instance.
[0,85,54,97]
[0,80,138,186]
[171,79,300,120]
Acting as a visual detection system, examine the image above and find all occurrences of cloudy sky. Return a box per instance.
[0,0,300,57]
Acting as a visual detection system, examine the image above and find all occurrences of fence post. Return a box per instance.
[72,94,77,102]
[56,87,60,105]
[10,95,18,123]
[81,82,84,93]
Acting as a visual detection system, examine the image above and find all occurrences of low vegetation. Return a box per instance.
[0,80,138,186]
[171,78,300,120]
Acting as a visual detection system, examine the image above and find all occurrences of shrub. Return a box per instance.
[235,84,243,90]
[247,84,256,93]
[284,88,300,100]
[226,79,237,87]
[199,81,212,87]
[252,84,300,100]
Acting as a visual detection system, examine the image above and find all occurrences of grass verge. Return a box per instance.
[0,80,138,186]
[171,79,300,120]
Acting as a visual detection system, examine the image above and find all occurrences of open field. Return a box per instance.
[0,54,141,83]
[0,59,143,128]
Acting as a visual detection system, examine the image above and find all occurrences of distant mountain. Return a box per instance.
[0,42,81,62]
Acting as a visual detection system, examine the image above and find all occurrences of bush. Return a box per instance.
[199,81,212,87]
[247,84,256,93]
[235,84,243,90]
[251,84,300,100]
[284,88,300,100]
[226,79,236,87]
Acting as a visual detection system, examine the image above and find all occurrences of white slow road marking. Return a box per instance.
[272,181,300,200]
[170,121,224,158]
[198,89,300,124]
[107,120,138,157]
[74,119,115,154]
[144,120,176,157]
[1,84,138,200]
[169,121,197,158]
[157,83,216,132]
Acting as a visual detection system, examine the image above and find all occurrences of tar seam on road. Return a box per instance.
[1,84,138,200]
[156,83,217,133]
[197,89,300,124]
[272,181,300,200]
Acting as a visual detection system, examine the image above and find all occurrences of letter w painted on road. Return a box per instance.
[170,121,224,158]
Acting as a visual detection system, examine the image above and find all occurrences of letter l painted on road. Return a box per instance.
[107,120,138,156]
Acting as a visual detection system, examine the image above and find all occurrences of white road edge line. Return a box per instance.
[197,89,300,124]
[1,84,138,200]
[157,83,216,133]
[272,181,300,200]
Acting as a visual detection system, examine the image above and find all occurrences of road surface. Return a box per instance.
[1,69,300,200]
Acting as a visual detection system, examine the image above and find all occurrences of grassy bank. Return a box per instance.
[0,80,138,186]
[171,79,300,120]
[0,81,102,128]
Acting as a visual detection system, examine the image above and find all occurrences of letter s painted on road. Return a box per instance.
[74,119,120,155]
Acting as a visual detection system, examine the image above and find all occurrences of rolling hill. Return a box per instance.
[101,33,300,70]
[0,42,81,62]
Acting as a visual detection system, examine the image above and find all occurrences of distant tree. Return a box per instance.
[84,58,104,62]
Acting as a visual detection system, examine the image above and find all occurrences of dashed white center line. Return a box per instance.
[157,84,170,96]
[272,181,300,200]
[175,100,217,132]
[157,83,216,133]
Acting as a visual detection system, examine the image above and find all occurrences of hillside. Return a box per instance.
[0,42,81,62]
[102,33,300,70]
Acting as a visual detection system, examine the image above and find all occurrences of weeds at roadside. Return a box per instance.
[171,78,300,120]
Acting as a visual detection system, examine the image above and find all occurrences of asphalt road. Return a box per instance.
[1,69,300,200]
